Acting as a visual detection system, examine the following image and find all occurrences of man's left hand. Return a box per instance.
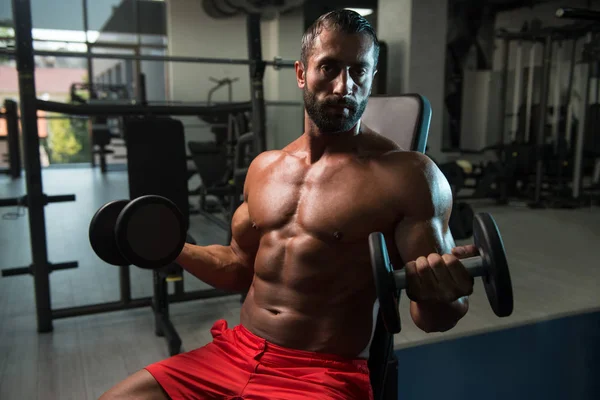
[404,244,478,304]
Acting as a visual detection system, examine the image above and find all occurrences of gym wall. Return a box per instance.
[377,0,449,163]
[263,7,306,150]
[165,0,304,151]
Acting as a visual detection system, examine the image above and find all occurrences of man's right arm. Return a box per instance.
[174,151,279,292]
[175,201,258,293]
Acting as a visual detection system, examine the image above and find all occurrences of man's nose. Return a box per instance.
[333,68,354,96]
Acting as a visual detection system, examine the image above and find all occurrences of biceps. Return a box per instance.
[230,201,260,267]
[394,215,455,265]
[392,155,456,264]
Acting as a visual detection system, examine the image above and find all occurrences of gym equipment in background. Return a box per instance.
[70,82,131,173]
[206,76,239,105]
[449,19,600,208]
[0,0,297,337]
[188,117,254,240]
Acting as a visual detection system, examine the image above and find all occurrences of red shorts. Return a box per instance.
[145,319,374,400]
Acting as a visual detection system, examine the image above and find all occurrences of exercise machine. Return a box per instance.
[448,20,600,207]
[70,82,131,173]
[206,76,239,105]
[556,6,600,205]
[187,108,252,234]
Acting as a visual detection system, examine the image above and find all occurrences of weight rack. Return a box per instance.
[494,21,600,207]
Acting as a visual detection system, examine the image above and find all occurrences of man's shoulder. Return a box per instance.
[378,150,450,203]
[358,129,439,189]
[378,148,434,171]
[248,150,287,171]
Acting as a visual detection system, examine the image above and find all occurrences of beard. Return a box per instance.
[303,88,368,134]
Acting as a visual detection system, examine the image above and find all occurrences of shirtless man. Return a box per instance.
[100,9,476,400]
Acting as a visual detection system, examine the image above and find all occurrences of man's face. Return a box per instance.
[296,29,377,134]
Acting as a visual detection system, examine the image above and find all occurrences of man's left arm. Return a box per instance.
[392,153,477,333]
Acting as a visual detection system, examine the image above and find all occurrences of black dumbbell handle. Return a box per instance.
[393,256,485,289]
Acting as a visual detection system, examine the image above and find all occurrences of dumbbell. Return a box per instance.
[369,212,513,334]
[89,195,187,269]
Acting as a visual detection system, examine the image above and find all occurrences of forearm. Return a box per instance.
[175,242,254,293]
[410,296,469,333]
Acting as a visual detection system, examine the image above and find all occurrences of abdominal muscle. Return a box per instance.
[239,233,380,359]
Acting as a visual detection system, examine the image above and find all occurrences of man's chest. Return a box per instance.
[247,161,400,241]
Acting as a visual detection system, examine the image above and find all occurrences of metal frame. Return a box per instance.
[0,48,295,68]
[82,0,93,101]
[556,6,600,203]
[572,33,593,200]
[496,37,511,204]
[529,34,554,208]
[495,23,596,208]
[3,0,294,334]
[6,0,56,332]
[0,99,22,178]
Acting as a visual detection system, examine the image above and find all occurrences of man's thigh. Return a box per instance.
[242,363,374,400]
[99,369,170,400]
[145,339,253,400]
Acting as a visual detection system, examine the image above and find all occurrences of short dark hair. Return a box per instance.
[301,9,380,67]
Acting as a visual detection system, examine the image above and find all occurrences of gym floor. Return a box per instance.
[1,167,599,399]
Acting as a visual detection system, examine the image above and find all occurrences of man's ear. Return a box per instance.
[295,61,306,89]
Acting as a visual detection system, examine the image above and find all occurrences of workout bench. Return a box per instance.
[363,93,431,400]
[123,115,234,356]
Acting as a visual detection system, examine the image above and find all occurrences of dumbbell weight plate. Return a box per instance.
[89,200,131,266]
[369,232,402,334]
[474,213,513,317]
[115,195,187,270]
